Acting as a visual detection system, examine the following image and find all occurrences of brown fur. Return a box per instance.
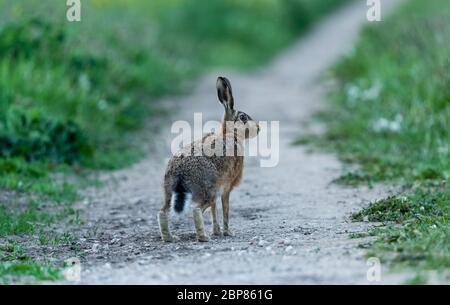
[158,77,259,242]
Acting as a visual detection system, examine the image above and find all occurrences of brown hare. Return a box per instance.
[158,76,260,242]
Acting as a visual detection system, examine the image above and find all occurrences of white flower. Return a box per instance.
[361,81,382,101]
[97,99,109,110]
[346,84,360,102]
[438,145,448,154]
[346,81,382,104]
[372,114,403,133]
[79,74,91,92]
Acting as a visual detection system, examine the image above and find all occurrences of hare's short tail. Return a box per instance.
[171,180,192,214]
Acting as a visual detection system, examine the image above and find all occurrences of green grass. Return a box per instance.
[0,241,62,284]
[353,186,449,273]
[0,158,78,202]
[0,261,61,284]
[404,273,430,285]
[0,0,351,283]
[0,0,351,182]
[0,200,80,237]
[0,202,80,283]
[306,0,450,281]
[0,0,350,171]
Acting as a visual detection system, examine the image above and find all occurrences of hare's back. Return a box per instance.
[165,154,219,204]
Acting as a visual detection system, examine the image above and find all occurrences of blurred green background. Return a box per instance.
[0,0,347,171]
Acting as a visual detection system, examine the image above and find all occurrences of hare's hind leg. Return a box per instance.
[193,207,210,242]
[158,210,176,242]
[158,194,176,242]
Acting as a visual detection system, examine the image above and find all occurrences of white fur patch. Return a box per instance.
[170,192,192,217]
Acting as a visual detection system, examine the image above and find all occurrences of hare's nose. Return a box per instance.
[257,124,260,133]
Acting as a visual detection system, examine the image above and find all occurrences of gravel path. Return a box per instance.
[72,0,405,284]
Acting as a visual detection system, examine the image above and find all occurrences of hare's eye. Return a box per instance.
[239,114,247,122]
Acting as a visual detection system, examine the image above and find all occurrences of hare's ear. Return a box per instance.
[216,76,234,111]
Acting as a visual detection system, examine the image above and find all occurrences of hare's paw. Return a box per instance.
[212,224,222,236]
[161,236,173,242]
[197,234,210,242]
[162,234,179,243]
[223,229,234,237]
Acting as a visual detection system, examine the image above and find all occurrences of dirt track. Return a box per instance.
[68,0,406,284]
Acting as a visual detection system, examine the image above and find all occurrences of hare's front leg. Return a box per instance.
[221,191,233,236]
[193,208,210,242]
[210,202,221,236]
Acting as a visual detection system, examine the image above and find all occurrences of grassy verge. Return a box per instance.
[0,0,350,283]
[0,240,61,284]
[304,0,449,282]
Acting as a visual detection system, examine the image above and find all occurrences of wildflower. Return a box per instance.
[372,114,402,133]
